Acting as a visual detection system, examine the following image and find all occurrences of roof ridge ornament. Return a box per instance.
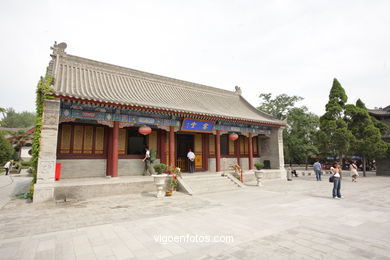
[234,85,242,95]
[51,41,67,56]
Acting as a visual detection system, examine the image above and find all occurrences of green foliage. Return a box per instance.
[371,116,388,136]
[21,161,33,167]
[27,180,34,200]
[150,150,157,163]
[0,108,36,128]
[284,107,319,164]
[153,163,167,174]
[345,99,389,160]
[257,93,303,120]
[31,75,54,186]
[171,178,178,188]
[0,133,14,164]
[317,78,353,158]
[254,162,264,170]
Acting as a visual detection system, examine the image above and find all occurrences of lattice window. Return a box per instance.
[58,124,106,156]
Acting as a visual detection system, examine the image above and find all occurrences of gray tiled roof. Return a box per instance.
[368,109,390,116]
[49,44,283,126]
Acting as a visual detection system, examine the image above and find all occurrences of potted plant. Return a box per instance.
[151,163,168,198]
[165,166,181,196]
[254,162,264,186]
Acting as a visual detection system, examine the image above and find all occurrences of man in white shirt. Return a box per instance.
[187,148,195,173]
[3,160,12,175]
[142,147,155,176]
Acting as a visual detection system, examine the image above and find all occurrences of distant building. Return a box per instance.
[3,127,34,161]
[368,105,390,176]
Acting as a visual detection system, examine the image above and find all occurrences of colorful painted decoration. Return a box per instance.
[138,125,152,135]
[229,133,239,141]
[181,118,214,132]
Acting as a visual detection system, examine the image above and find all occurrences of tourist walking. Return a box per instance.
[332,164,343,199]
[350,161,359,182]
[313,159,322,181]
[3,160,12,175]
[187,148,195,173]
[142,146,155,176]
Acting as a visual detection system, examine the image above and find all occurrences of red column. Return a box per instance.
[160,130,166,165]
[216,130,221,172]
[236,136,240,166]
[106,127,113,176]
[169,126,175,167]
[248,133,253,170]
[111,121,119,177]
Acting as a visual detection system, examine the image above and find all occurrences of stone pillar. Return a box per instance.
[264,127,286,179]
[33,99,60,203]
[276,127,285,170]
[215,130,221,172]
[111,121,119,177]
[248,133,253,170]
[169,126,175,167]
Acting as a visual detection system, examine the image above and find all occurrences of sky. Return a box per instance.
[0,0,389,116]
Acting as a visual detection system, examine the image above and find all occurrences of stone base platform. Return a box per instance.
[242,169,287,183]
[42,176,156,202]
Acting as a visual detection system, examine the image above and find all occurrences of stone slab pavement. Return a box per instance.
[1,174,390,259]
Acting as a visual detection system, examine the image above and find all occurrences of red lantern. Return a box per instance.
[229,133,238,141]
[138,125,152,135]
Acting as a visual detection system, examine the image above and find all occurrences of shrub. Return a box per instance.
[254,162,264,170]
[27,180,34,200]
[0,134,14,165]
[153,163,167,174]
[21,161,33,167]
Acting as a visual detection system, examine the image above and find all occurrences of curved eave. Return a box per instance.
[54,94,286,127]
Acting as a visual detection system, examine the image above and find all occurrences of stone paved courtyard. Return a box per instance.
[1,173,390,260]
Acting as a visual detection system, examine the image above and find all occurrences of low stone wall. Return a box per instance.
[119,159,160,176]
[57,159,162,178]
[57,159,106,179]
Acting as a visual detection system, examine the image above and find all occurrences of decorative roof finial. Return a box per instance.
[234,85,242,95]
[51,41,67,56]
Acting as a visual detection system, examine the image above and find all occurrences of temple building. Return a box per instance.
[368,105,390,176]
[33,42,286,202]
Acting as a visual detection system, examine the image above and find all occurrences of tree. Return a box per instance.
[0,132,14,164]
[317,78,353,160]
[257,93,319,166]
[257,93,303,120]
[284,107,319,169]
[0,108,36,128]
[345,99,389,176]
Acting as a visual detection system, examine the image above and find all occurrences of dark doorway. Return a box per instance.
[176,134,194,172]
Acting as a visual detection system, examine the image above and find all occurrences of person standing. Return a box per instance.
[313,159,322,181]
[3,160,12,175]
[332,164,343,199]
[142,146,155,176]
[350,161,359,182]
[187,148,195,173]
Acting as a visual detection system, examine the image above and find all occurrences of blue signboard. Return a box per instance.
[181,118,214,132]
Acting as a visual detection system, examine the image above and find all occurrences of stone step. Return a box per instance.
[183,175,242,195]
[54,179,155,201]
[183,176,237,186]
[192,184,241,194]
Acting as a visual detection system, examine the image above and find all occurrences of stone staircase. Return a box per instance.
[179,173,243,195]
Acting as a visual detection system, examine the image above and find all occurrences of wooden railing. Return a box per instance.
[177,157,187,171]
